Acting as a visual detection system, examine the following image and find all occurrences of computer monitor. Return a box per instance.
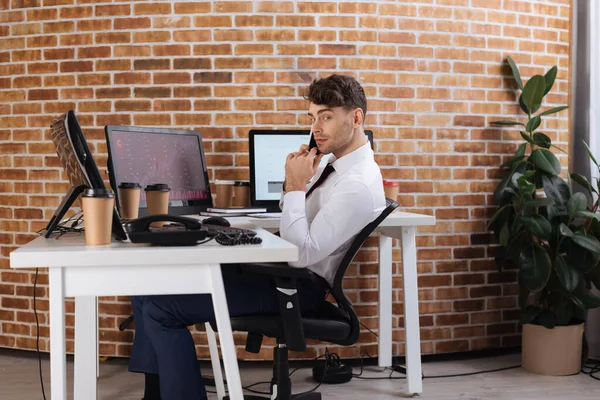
[249,129,374,210]
[44,111,127,240]
[105,125,213,217]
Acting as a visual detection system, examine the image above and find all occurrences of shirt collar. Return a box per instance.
[327,141,372,176]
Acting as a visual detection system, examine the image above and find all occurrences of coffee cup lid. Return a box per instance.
[215,180,236,185]
[383,180,399,187]
[118,182,142,189]
[234,181,250,187]
[82,188,115,198]
[145,183,170,192]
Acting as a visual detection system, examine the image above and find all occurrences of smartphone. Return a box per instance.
[308,129,321,155]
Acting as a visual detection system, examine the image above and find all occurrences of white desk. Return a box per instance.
[9,228,298,400]
[223,211,435,395]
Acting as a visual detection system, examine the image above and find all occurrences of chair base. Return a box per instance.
[223,393,321,400]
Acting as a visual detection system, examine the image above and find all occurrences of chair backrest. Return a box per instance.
[329,198,399,345]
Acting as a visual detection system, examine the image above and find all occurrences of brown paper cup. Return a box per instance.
[384,185,399,200]
[82,196,114,246]
[215,180,234,208]
[146,191,169,227]
[118,187,141,219]
[232,184,250,207]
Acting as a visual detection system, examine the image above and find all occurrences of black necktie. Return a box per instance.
[305,164,335,199]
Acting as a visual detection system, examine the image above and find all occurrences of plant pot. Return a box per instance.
[522,322,584,376]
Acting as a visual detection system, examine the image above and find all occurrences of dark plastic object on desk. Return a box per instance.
[202,216,231,227]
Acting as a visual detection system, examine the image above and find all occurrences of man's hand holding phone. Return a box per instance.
[284,145,324,192]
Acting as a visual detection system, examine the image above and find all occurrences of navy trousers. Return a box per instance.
[128,265,326,400]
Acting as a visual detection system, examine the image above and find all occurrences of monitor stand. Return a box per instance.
[43,184,88,238]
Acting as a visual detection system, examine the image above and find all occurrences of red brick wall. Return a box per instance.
[0,0,572,360]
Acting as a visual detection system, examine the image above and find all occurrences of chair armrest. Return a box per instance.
[238,262,313,280]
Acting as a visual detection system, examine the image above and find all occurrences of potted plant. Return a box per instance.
[489,56,600,375]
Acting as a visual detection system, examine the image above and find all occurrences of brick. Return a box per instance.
[257,1,293,13]
[236,16,273,27]
[319,16,356,28]
[153,72,190,84]
[256,29,295,41]
[95,4,130,16]
[96,59,131,71]
[193,100,230,111]
[134,2,171,15]
[60,61,93,73]
[153,45,190,57]
[234,72,274,84]
[114,45,151,57]
[96,32,130,44]
[279,44,315,55]
[235,44,273,55]
[214,58,252,69]
[114,17,151,30]
[175,2,211,14]
[276,16,315,27]
[134,31,170,43]
[77,19,111,31]
[26,8,56,20]
[134,59,170,70]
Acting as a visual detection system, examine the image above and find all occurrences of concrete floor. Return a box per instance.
[1,350,599,399]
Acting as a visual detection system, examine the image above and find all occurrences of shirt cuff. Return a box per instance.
[282,191,306,210]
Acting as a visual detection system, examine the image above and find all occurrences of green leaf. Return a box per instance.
[583,141,599,167]
[574,291,600,309]
[572,231,600,255]
[552,144,567,154]
[571,172,597,197]
[542,175,570,207]
[523,198,555,208]
[493,161,526,203]
[530,148,561,175]
[555,299,574,325]
[519,244,552,292]
[522,75,546,116]
[532,132,551,149]
[520,131,534,144]
[500,156,526,169]
[487,204,511,230]
[499,221,510,246]
[521,215,552,240]
[574,211,600,221]
[506,56,523,90]
[526,116,541,133]
[539,105,569,116]
[559,223,574,237]
[490,120,525,126]
[519,287,530,309]
[543,66,557,96]
[515,143,527,159]
[555,255,579,292]
[537,309,556,329]
[521,305,542,324]
[568,192,588,216]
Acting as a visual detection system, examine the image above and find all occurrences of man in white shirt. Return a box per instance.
[280,74,387,286]
[128,75,386,400]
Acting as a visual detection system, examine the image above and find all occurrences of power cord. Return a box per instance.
[34,267,47,400]
[582,359,600,380]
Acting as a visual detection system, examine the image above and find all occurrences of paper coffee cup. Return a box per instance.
[118,182,142,219]
[81,188,115,246]
[215,180,234,208]
[383,180,399,204]
[145,183,170,227]
[232,181,250,207]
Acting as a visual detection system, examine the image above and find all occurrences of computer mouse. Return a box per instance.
[202,216,231,227]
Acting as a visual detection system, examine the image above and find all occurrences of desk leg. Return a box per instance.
[74,296,98,400]
[209,264,243,400]
[205,322,226,400]
[401,226,423,395]
[378,234,393,368]
[49,268,67,400]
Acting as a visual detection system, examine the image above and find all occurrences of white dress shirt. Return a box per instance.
[279,141,387,286]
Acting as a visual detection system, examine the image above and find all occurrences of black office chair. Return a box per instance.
[217,198,399,400]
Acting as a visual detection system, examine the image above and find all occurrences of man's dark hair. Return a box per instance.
[305,74,367,115]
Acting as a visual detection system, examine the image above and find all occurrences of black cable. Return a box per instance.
[582,360,600,381]
[34,268,48,400]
